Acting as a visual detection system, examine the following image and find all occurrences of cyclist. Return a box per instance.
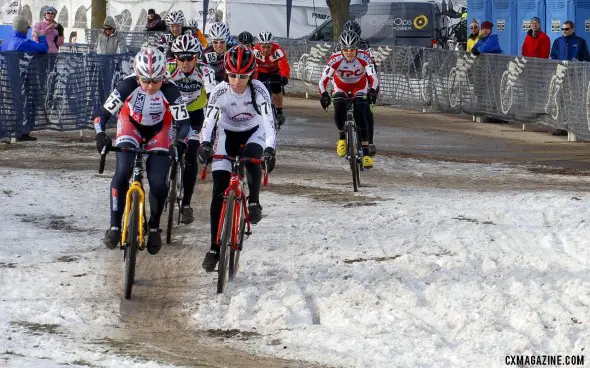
[168,34,216,224]
[253,31,290,127]
[94,47,191,255]
[158,11,208,58]
[334,20,378,156]
[201,22,237,85]
[238,31,255,48]
[185,19,209,48]
[197,45,276,272]
[318,31,379,168]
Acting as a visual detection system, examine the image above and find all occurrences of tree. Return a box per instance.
[326,0,351,41]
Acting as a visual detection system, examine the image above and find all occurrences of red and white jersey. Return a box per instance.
[253,42,291,77]
[318,50,378,94]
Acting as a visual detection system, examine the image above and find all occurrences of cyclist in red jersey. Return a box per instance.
[318,31,379,168]
[253,31,290,127]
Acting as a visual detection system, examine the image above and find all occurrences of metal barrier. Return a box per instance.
[1,37,590,140]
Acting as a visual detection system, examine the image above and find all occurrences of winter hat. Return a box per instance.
[470,19,480,27]
[148,9,156,15]
[12,15,29,34]
[481,21,494,30]
[531,16,541,24]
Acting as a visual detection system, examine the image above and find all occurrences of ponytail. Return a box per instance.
[248,79,262,115]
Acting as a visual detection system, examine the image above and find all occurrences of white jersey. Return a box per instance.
[200,80,276,149]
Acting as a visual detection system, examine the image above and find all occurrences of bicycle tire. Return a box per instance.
[124,192,139,299]
[355,132,362,188]
[217,191,235,294]
[346,123,359,192]
[229,206,245,280]
[176,160,184,225]
[166,160,178,244]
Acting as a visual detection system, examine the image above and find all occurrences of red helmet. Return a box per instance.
[224,44,256,74]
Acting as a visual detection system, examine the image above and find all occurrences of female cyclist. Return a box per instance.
[94,47,191,255]
[168,34,216,224]
[197,45,277,272]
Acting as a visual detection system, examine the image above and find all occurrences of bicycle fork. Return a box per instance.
[121,182,146,250]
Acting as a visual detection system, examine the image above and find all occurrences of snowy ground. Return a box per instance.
[1,148,590,367]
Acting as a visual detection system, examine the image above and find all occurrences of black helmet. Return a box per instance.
[238,31,255,46]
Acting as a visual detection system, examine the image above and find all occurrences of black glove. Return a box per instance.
[56,23,64,37]
[281,76,289,86]
[95,132,112,154]
[471,47,480,56]
[198,142,213,164]
[368,88,378,104]
[263,147,276,174]
[320,91,331,109]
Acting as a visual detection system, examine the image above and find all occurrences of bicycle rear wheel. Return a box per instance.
[229,205,245,280]
[346,123,359,192]
[166,160,178,244]
[217,191,235,294]
[124,192,139,299]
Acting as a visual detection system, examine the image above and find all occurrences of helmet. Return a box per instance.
[339,30,360,48]
[238,31,254,45]
[45,6,57,14]
[134,47,168,80]
[257,31,274,44]
[343,20,362,36]
[171,34,202,55]
[165,10,185,26]
[209,22,230,41]
[185,19,199,29]
[224,45,256,74]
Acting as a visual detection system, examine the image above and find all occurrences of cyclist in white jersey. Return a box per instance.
[197,45,277,272]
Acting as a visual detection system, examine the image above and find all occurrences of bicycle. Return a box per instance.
[200,154,269,294]
[99,144,172,299]
[164,141,185,244]
[331,94,365,192]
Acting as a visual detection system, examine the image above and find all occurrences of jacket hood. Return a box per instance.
[103,16,117,29]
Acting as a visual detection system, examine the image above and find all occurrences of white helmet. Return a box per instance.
[165,10,185,26]
[171,34,202,55]
[209,22,230,41]
[134,47,168,80]
[257,31,274,44]
[339,30,360,48]
[186,19,199,29]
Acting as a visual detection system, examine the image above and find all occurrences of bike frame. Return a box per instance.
[121,152,146,249]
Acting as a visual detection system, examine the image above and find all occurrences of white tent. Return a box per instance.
[106,0,330,38]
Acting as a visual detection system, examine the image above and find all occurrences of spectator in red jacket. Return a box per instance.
[521,17,550,58]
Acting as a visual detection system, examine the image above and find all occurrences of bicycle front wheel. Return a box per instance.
[229,204,245,280]
[346,123,359,192]
[124,192,140,299]
[166,160,178,244]
[217,191,235,294]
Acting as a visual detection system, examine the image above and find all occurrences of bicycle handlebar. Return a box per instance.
[200,154,269,186]
[98,146,172,174]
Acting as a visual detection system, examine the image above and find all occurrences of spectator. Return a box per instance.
[471,21,502,55]
[69,31,77,44]
[466,19,481,53]
[32,6,64,53]
[146,9,166,31]
[96,16,128,54]
[550,21,590,61]
[0,15,48,53]
[522,17,550,58]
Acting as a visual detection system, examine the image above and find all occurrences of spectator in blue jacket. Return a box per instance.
[0,16,48,53]
[471,21,503,55]
[550,21,590,61]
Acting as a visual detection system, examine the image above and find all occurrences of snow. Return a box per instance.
[1,150,589,367]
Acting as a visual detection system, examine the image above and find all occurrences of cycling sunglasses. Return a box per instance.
[138,76,165,84]
[227,73,251,79]
[212,40,226,45]
[341,47,357,52]
[562,27,571,31]
[176,54,196,62]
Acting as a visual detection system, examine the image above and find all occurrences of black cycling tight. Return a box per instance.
[333,91,369,142]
